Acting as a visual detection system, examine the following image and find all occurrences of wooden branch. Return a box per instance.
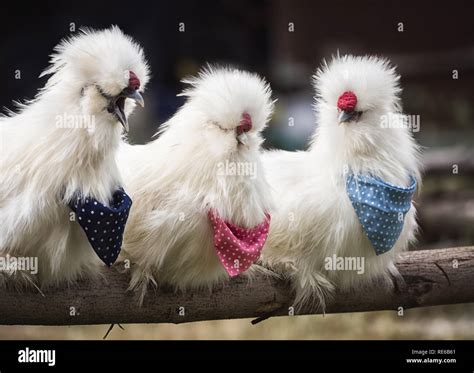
[0,247,472,326]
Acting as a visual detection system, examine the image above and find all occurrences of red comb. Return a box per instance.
[337,91,357,111]
[237,112,252,135]
[128,71,140,90]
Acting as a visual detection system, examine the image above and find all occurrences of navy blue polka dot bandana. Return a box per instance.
[68,189,132,266]
[346,174,417,255]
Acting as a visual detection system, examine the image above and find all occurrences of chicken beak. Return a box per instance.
[125,90,145,108]
[100,85,145,133]
[114,103,129,132]
[237,133,248,145]
[116,90,145,133]
[237,132,248,146]
[338,110,356,124]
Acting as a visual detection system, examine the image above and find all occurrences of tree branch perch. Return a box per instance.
[0,247,472,326]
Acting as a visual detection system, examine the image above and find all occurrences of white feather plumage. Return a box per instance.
[119,67,274,303]
[0,26,149,288]
[260,55,422,310]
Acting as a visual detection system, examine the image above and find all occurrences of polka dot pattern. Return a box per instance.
[346,173,417,256]
[69,189,132,266]
[208,209,271,277]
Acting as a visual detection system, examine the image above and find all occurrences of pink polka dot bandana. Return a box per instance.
[208,209,271,277]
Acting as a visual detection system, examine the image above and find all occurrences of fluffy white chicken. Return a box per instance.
[260,55,421,310]
[119,67,274,304]
[0,27,149,288]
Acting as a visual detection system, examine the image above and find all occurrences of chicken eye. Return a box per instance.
[209,121,229,132]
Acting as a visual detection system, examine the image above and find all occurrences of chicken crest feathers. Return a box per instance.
[39,26,150,96]
[313,54,402,113]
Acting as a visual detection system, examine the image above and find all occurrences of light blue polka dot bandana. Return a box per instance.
[68,189,132,266]
[346,174,417,255]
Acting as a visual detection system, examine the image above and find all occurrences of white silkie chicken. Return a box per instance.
[0,27,149,288]
[260,55,421,310]
[119,67,274,304]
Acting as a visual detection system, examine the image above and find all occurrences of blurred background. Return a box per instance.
[1,0,473,339]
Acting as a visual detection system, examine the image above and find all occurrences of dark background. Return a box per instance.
[1,0,473,248]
